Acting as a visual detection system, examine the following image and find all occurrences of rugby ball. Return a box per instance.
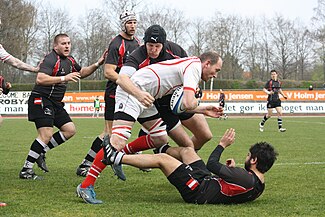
[170,86,186,114]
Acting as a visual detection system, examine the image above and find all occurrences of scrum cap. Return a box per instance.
[120,10,137,33]
[143,24,166,44]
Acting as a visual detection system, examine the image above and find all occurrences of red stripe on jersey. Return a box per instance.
[67,56,77,72]
[52,56,60,76]
[139,57,150,69]
[186,178,199,190]
[34,98,42,105]
[166,49,181,59]
[147,67,161,98]
[217,178,253,196]
[157,57,199,66]
[1,54,11,61]
[183,87,196,93]
[117,40,126,68]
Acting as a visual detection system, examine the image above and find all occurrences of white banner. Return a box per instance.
[1,91,325,115]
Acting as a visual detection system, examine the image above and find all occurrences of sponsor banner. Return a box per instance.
[1,91,325,115]
[201,90,325,101]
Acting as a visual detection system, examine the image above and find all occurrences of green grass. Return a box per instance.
[1,116,324,216]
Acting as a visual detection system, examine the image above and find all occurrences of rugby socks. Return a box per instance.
[22,138,45,170]
[260,115,269,126]
[153,144,171,154]
[81,149,107,188]
[81,136,103,164]
[43,131,66,152]
[122,135,155,154]
[277,118,283,129]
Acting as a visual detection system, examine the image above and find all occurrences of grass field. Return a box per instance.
[1,116,324,216]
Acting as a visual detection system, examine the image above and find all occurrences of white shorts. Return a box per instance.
[115,87,158,121]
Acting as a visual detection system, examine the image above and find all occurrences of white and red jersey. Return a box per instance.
[0,45,12,62]
[130,57,201,99]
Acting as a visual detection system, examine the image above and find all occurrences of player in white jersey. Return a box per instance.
[102,52,223,175]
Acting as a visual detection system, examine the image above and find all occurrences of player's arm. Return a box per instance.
[206,128,235,174]
[263,87,273,95]
[1,44,38,73]
[279,89,288,99]
[116,73,154,107]
[36,72,81,85]
[79,49,107,78]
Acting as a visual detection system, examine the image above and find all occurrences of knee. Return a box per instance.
[199,129,213,143]
[179,147,195,156]
[63,126,76,139]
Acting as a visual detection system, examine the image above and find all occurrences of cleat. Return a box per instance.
[76,164,91,177]
[279,128,286,132]
[101,135,126,181]
[110,164,126,181]
[36,153,49,172]
[259,123,264,132]
[76,184,103,204]
[19,168,43,180]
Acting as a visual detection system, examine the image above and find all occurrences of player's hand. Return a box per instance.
[64,72,81,82]
[203,105,223,118]
[226,158,236,167]
[0,87,3,95]
[136,91,155,108]
[219,128,235,148]
[97,49,108,66]
[5,82,12,89]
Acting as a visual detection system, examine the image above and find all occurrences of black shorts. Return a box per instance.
[155,95,194,131]
[267,100,281,109]
[167,160,211,203]
[28,94,72,129]
[104,91,115,121]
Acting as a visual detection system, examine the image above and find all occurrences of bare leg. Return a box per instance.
[122,153,182,177]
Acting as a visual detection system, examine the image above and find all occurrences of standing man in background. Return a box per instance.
[259,69,288,132]
[19,33,106,180]
[76,10,140,176]
[92,96,101,118]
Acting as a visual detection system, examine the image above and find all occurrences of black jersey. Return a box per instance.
[32,50,81,102]
[264,79,282,101]
[197,145,265,204]
[105,34,140,96]
[124,41,188,70]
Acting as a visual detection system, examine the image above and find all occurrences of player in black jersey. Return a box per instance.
[218,89,228,120]
[117,24,213,152]
[259,69,288,133]
[76,10,140,176]
[95,128,278,204]
[19,33,106,180]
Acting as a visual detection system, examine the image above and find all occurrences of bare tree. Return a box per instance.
[76,9,115,80]
[186,18,207,56]
[35,3,73,56]
[268,15,296,79]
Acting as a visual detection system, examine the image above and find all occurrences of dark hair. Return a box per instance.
[249,142,278,173]
[270,69,278,74]
[54,33,69,44]
[143,25,166,44]
[199,51,221,65]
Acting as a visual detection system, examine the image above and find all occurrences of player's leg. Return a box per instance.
[76,96,114,176]
[275,106,286,132]
[180,114,213,151]
[259,102,273,132]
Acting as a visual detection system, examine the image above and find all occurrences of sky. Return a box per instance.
[41,0,319,25]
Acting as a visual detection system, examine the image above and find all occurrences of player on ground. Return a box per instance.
[76,10,140,176]
[76,52,224,204]
[19,33,106,179]
[77,128,278,204]
[259,69,288,132]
